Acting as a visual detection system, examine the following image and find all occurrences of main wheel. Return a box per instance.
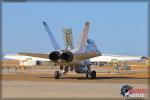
[91,71,96,79]
[54,70,60,79]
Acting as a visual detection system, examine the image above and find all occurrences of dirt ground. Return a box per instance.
[1,72,149,84]
[1,65,149,81]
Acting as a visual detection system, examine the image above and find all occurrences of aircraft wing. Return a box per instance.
[18,53,49,59]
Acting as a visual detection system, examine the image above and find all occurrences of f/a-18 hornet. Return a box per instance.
[19,22,101,79]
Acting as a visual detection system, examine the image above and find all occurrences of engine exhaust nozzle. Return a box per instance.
[49,51,61,61]
[61,51,73,62]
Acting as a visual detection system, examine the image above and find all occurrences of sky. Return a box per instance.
[2,2,148,56]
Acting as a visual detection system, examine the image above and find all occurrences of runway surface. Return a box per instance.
[1,66,149,99]
[2,75,149,99]
[2,80,148,98]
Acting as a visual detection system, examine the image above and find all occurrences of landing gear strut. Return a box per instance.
[54,70,60,79]
[54,66,69,79]
[85,71,96,79]
[86,72,89,78]
[85,66,96,79]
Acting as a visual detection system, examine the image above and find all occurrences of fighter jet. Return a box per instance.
[19,22,101,79]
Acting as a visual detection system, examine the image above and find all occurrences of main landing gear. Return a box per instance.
[90,71,96,79]
[86,71,96,79]
[85,66,96,79]
[54,70,60,79]
[54,66,69,79]
[54,66,97,79]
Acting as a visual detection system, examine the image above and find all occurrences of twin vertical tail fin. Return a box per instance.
[42,21,60,50]
[76,22,90,52]
[63,28,74,50]
[42,21,90,53]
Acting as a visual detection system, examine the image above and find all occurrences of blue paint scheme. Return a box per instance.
[86,39,98,52]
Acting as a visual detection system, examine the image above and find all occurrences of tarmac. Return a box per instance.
[1,73,149,99]
[2,80,148,98]
[1,65,149,99]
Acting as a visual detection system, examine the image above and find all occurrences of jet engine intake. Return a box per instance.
[49,51,61,61]
[61,51,73,62]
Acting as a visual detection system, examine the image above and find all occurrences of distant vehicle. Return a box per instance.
[19,22,101,79]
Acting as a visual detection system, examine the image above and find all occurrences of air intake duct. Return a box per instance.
[61,51,73,62]
[49,51,61,61]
